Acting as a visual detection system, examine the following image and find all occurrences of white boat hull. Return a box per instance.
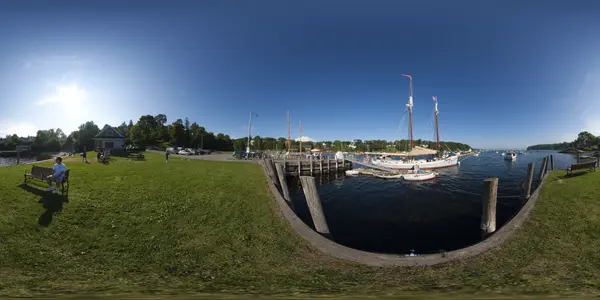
[371,156,459,170]
[373,173,404,179]
[345,170,360,176]
[402,172,438,181]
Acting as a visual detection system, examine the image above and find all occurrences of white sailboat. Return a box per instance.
[371,76,459,170]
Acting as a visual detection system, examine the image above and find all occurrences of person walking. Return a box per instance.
[82,146,88,163]
[165,150,170,163]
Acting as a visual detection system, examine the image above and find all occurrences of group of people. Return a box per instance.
[96,147,110,162]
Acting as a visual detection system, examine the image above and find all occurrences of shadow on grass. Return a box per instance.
[19,184,69,226]
[556,172,593,180]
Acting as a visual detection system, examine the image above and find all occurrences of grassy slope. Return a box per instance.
[1,153,600,297]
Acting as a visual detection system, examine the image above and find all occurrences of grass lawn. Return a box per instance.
[1,152,600,298]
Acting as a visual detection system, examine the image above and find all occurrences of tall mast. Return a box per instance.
[299,120,303,154]
[402,74,414,150]
[287,110,291,154]
[433,96,440,153]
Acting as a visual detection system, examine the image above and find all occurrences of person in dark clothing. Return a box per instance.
[165,150,170,163]
[82,146,88,163]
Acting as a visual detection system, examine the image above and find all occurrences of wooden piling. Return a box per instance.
[319,156,323,173]
[524,162,535,199]
[539,156,547,181]
[275,163,293,209]
[298,157,302,176]
[310,155,314,175]
[327,158,331,171]
[335,159,339,171]
[299,176,330,236]
[550,154,554,170]
[481,177,498,237]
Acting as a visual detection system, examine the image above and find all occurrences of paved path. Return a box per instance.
[146,150,257,163]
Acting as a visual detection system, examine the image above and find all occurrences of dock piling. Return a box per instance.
[299,176,330,237]
[327,158,331,171]
[335,159,339,171]
[481,177,498,237]
[319,155,323,173]
[275,163,293,209]
[310,155,314,175]
[539,156,548,181]
[525,162,535,199]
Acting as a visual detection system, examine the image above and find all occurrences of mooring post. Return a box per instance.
[481,177,498,237]
[327,158,331,172]
[275,163,293,209]
[539,156,547,181]
[319,155,323,173]
[524,162,535,199]
[299,176,330,237]
[550,154,554,170]
[297,156,302,176]
[309,155,314,175]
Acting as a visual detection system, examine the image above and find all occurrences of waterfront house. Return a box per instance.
[93,126,126,150]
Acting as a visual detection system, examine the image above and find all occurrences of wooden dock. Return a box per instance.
[272,158,352,176]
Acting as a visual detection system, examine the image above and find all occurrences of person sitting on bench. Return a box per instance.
[46,157,66,193]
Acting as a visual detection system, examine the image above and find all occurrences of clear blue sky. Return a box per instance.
[1,0,599,148]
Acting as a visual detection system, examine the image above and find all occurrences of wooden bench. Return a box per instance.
[24,165,70,195]
[567,161,596,176]
[127,153,145,160]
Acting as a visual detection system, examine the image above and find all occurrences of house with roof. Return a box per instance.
[93,126,126,150]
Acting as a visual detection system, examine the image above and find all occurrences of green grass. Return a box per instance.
[1,153,600,298]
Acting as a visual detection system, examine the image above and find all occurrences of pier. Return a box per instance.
[270,157,353,176]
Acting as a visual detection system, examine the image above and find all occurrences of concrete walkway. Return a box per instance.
[146,150,257,163]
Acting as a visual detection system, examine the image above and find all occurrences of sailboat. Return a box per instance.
[371,75,460,170]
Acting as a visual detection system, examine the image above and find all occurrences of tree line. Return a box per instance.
[527,131,600,151]
[0,113,472,153]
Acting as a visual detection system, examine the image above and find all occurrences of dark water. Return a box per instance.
[287,150,577,255]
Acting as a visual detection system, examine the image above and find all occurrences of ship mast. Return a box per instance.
[299,120,303,154]
[287,110,291,156]
[402,74,414,151]
[433,96,440,153]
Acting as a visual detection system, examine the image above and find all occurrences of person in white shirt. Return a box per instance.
[46,157,67,193]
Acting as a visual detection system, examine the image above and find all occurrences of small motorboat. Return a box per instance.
[373,172,404,179]
[504,151,517,160]
[402,170,438,181]
[345,169,361,176]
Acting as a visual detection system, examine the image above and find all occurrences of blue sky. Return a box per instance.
[1,0,599,148]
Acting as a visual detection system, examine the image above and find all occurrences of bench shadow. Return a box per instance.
[556,172,591,180]
[19,184,69,226]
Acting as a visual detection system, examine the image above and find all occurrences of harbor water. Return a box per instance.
[287,151,577,255]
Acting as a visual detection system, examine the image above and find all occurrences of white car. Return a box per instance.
[177,150,191,155]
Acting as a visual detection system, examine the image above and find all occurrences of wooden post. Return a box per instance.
[335,159,339,170]
[310,155,314,175]
[327,158,331,172]
[319,155,323,173]
[524,162,535,199]
[299,176,330,236]
[539,156,547,181]
[550,154,554,170]
[298,157,302,176]
[275,163,293,209]
[481,177,498,237]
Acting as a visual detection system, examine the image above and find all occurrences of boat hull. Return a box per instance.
[402,172,437,181]
[371,156,459,170]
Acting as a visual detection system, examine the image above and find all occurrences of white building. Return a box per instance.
[93,126,126,150]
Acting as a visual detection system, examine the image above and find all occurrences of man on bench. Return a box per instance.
[46,157,67,193]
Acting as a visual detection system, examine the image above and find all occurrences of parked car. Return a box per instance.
[177,150,191,155]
